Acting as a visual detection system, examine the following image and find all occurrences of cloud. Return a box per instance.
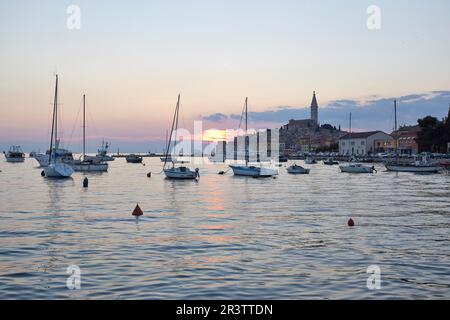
[202,113,229,122]
[201,90,450,132]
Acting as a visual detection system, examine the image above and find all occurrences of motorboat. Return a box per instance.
[85,140,114,162]
[339,163,375,173]
[126,154,143,163]
[323,158,339,165]
[287,164,310,174]
[304,157,317,164]
[3,146,25,162]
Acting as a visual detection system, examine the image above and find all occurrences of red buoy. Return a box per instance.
[347,218,355,227]
[132,204,143,217]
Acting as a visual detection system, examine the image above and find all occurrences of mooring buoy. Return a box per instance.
[347,218,355,227]
[83,177,89,188]
[41,170,45,177]
[147,172,152,178]
[132,203,143,217]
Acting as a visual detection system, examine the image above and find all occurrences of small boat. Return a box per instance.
[164,166,199,179]
[126,154,143,163]
[85,140,114,162]
[71,95,108,172]
[43,75,73,178]
[229,164,279,177]
[229,97,278,178]
[323,158,339,165]
[287,164,310,174]
[385,155,440,173]
[163,94,199,180]
[3,146,25,162]
[304,157,317,164]
[339,163,375,173]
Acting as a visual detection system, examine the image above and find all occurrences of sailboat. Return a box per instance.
[339,113,375,173]
[163,94,199,180]
[72,95,108,172]
[229,97,278,177]
[43,75,74,178]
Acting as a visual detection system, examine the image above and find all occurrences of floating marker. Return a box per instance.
[41,170,45,177]
[347,218,355,227]
[147,172,152,178]
[83,177,88,188]
[132,203,143,217]
[218,171,225,175]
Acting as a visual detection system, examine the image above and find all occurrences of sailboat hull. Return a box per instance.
[44,163,74,178]
[229,165,278,177]
[164,167,198,179]
[385,164,440,173]
[72,162,108,172]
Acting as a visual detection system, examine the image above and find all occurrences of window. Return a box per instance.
[351,142,355,146]
[361,141,365,145]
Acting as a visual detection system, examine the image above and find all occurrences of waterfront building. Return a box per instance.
[339,131,393,156]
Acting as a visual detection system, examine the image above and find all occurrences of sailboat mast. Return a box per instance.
[49,75,58,164]
[394,100,398,132]
[83,94,86,160]
[245,97,248,166]
[55,75,58,148]
[163,94,180,168]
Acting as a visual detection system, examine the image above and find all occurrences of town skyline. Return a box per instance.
[1,1,450,151]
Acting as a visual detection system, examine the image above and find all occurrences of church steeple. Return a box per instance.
[310,91,318,125]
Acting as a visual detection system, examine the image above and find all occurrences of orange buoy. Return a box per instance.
[347,218,355,227]
[132,203,143,217]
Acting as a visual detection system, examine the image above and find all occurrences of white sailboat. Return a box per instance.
[229,97,278,177]
[71,95,108,172]
[339,113,375,173]
[43,75,74,178]
[163,94,199,180]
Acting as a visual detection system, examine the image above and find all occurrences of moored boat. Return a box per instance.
[43,75,73,178]
[287,164,310,174]
[71,95,108,172]
[126,154,143,163]
[385,155,440,173]
[323,158,339,165]
[339,163,375,173]
[3,146,25,162]
[229,97,278,178]
[163,94,200,180]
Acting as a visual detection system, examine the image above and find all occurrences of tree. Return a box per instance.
[416,115,448,153]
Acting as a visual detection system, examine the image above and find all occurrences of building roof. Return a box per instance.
[339,131,385,140]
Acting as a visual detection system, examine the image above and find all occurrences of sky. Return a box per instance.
[1,0,449,152]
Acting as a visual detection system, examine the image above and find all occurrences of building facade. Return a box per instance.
[339,131,393,156]
[391,125,421,155]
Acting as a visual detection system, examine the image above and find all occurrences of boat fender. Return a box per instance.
[83,177,88,188]
[347,218,355,227]
[41,170,45,177]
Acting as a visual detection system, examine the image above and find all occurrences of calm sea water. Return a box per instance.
[0,155,449,299]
